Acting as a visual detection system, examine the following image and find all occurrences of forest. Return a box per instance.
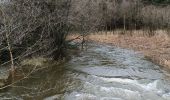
[0,0,170,99]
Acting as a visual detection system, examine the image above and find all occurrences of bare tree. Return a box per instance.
[0,0,73,84]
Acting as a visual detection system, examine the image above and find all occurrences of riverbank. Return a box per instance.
[86,31,170,70]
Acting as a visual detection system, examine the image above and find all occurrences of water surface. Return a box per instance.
[1,43,170,100]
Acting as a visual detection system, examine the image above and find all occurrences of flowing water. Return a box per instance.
[1,43,170,100]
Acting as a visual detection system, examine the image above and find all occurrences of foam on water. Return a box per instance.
[99,77,160,91]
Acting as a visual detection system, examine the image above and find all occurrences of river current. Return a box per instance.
[1,43,170,100]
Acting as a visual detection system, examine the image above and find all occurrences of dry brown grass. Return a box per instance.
[87,30,170,69]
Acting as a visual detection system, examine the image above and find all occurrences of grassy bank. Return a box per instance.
[87,30,170,69]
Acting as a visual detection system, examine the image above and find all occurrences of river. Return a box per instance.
[1,43,170,100]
